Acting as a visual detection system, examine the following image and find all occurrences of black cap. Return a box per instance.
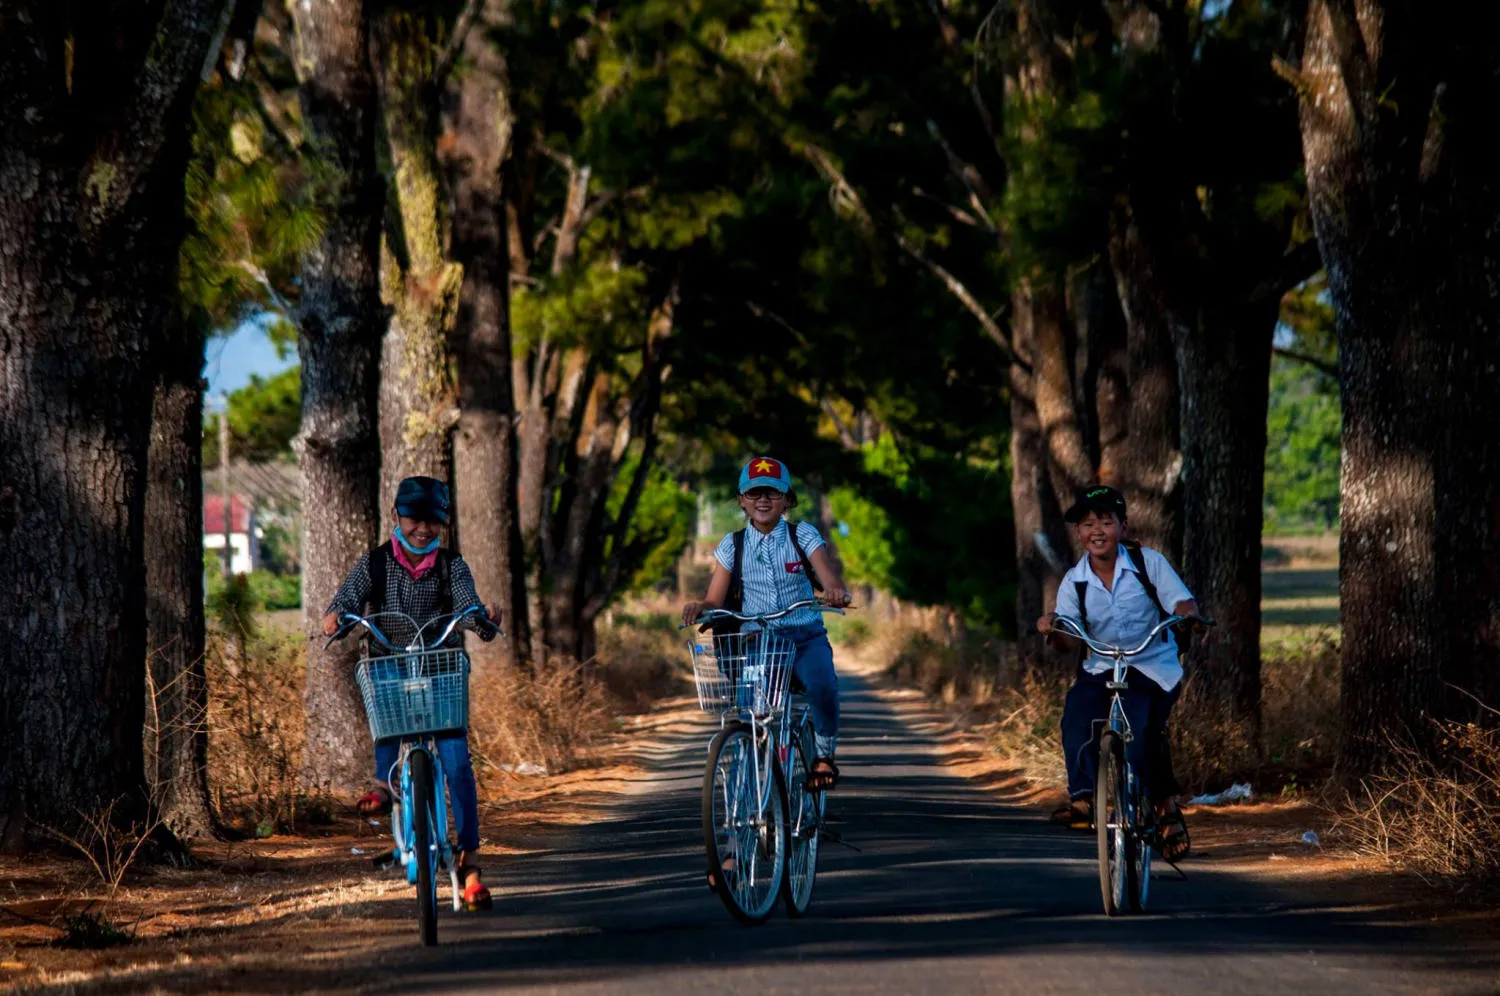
[395,476,450,524]
[1064,484,1126,524]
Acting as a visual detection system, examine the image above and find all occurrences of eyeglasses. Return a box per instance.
[742,488,786,502]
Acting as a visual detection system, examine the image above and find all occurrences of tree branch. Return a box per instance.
[87,0,231,227]
[1249,238,1324,305]
[1273,346,1338,379]
[893,230,1010,355]
[432,0,486,89]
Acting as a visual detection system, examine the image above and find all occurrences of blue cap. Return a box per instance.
[395,476,450,524]
[738,457,792,494]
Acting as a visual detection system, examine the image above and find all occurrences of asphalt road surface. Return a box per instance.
[316,673,1497,994]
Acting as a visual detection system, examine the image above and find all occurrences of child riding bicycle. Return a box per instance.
[1036,485,1198,861]
[680,457,852,790]
[320,475,499,909]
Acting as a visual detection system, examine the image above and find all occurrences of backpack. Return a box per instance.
[1074,541,1170,645]
[366,542,455,618]
[701,521,821,637]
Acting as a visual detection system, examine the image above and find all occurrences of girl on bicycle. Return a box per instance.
[320,475,500,909]
[1036,485,1197,861]
[681,457,852,790]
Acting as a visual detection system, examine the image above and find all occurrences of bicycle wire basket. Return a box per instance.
[355,649,471,741]
[690,630,796,717]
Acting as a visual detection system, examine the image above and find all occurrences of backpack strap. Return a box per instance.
[435,549,454,617]
[366,543,392,615]
[787,521,823,592]
[1122,541,1170,642]
[1074,580,1090,635]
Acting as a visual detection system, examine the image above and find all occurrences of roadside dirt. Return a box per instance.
[0,702,696,993]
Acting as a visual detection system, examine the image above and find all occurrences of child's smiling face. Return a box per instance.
[397,512,444,548]
[1074,510,1123,558]
[738,487,786,529]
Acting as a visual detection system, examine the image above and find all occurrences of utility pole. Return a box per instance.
[220,396,233,580]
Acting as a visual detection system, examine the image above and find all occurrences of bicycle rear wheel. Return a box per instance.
[702,722,786,924]
[409,749,439,945]
[781,722,822,917]
[1096,731,1138,916]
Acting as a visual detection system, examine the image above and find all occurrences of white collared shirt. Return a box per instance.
[1053,545,1193,691]
[714,519,826,629]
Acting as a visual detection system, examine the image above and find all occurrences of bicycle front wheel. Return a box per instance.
[702,722,786,924]
[1096,731,1137,917]
[781,722,822,917]
[409,749,440,945]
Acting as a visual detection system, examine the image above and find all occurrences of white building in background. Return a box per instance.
[204,494,257,575]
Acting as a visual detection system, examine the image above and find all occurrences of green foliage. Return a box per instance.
[829,436,1015,632]
[1264,357,1341,532]
[204,366,301,467]
[180,47,319,337]
[257,517,300,576]
[606,456,696,595]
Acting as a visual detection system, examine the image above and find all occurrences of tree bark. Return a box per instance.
[145,323,217,839]
[291,0,386,791]
[1296,0,1500,782]
[374,8,462,532]
[1107,208,1182,559]
[0,0,227,848]
[1174,305,1276,766]
[1008,296,1071,670]
[448,0,528,671]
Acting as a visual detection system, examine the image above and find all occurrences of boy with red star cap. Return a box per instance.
[682,457,852,789]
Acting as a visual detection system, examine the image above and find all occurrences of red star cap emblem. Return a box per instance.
[748,458,782,479]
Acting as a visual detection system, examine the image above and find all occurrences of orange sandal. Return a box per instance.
[356,786,393,816]
[458,862,492,911]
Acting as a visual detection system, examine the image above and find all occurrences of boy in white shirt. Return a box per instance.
[1037,485,1198,860]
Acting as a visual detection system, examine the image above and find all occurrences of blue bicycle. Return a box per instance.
[326,604,497,945]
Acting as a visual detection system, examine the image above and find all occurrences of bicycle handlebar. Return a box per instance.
[324,604,499,652]
[1051,613,1215,658]
[680,597,849,631]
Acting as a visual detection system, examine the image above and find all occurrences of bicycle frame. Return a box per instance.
[327,605,499,920]
[690,602,841,839]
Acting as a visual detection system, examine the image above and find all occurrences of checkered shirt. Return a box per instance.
[325,543,487,650]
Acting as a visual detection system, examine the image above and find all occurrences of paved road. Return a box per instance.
[348,673,1495,995]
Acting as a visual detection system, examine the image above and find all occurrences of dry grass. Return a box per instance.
[204,629,325,835]
[1337,719,1500,889]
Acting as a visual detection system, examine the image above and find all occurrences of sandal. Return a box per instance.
[1051,797,1092,831]
[1157,809,1190,862]
[807,757,840,792]
[706,855,736,892]
[355,785,393,816]
[457,862,492,911]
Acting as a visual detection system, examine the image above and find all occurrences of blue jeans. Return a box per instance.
[780,624,839,758]
[374,734,480,853]
[1061,668,1179,805]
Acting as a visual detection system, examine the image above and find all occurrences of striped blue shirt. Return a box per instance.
[714,519,826,630]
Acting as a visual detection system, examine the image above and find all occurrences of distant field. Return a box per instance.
[1262,534,1338,643]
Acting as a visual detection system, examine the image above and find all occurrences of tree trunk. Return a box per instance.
[1296,0,1500,782]
[1107,208,1182,559]
[1008,293,1071,670]
[145,325,217,839]
[374,8,462,532]
[448,0,528,671]
[0,0,225,850]
[291,0,386,791]
[1173,306,1277,769]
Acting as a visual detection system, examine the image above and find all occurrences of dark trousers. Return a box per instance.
[1062,668,1180,805]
